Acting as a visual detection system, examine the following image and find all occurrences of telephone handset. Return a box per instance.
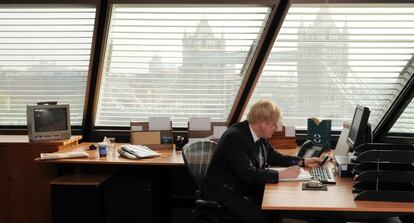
[297,139,324,158]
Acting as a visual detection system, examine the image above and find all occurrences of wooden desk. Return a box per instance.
[35,142,185,223]
[263,171,414,213]
[36,142,184,166]
[0,135,82,223]
[262,149,414,213]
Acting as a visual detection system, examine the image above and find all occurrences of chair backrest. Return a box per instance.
[182,141,217,190]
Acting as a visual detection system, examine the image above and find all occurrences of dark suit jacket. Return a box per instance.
[203,120,301,204]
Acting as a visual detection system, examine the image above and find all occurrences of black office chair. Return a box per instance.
[182,141,236,223]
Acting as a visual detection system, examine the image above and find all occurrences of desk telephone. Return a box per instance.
[297,140,324,158]
[119,145,160,159]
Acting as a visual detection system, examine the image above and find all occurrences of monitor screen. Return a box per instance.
[34,108,68,132]
[347,108,363,143]
[346,105,370,151]
[27,104,71,141]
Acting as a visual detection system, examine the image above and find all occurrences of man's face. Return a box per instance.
[259,119,279,138]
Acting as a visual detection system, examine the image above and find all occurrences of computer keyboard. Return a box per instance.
[310,166,336,184]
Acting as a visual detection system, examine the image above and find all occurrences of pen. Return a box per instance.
[320,155,330,166]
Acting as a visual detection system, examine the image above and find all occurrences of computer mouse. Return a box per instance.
[305,180,324,188]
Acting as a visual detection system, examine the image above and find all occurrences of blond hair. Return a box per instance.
[247,100,281,124]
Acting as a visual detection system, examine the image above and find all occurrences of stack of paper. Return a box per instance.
[40,151,89,160]
[188,137,211,144]
[269,167,312,181]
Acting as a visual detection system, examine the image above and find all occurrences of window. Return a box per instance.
[0,5,96,126]
[244,4,414,130]
[390,97,414,133]
[95,4,270,127]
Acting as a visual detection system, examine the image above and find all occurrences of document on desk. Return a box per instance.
[40,151,89,160]
[268,167,312,181]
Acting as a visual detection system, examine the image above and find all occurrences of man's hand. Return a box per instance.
[279,166,301,179]
[304,157,320,168]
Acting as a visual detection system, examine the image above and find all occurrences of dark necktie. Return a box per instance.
[256,139,264,168]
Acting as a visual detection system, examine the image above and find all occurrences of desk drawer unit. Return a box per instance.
[104,181,153,223]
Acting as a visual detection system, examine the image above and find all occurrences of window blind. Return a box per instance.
[390,57,414,134]
[391,97,414,133]
[95,4,270,127]
[0,5,96,126]
[245,4,414,130]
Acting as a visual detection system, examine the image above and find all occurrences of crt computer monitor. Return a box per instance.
[26,104,71,141]
[346,104,371,151]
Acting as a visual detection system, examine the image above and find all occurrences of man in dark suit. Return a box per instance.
[204,100,320,223]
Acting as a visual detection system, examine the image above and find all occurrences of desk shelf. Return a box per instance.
[352,146,414,202]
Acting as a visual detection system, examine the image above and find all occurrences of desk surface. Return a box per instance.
[262,149,414,213]
[35,142,184,166]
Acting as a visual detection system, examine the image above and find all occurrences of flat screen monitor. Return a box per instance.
[346,104,370,151]
[26,104,71,141]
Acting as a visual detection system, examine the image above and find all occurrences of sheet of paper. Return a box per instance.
[188,137,211,144]
[284,126,296,137]
[189,117,211,131]
[131,125,143,131]
[212,126,227,139]
[149,117,170,131]
[268,167,312,181]
[40,151,89,160]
